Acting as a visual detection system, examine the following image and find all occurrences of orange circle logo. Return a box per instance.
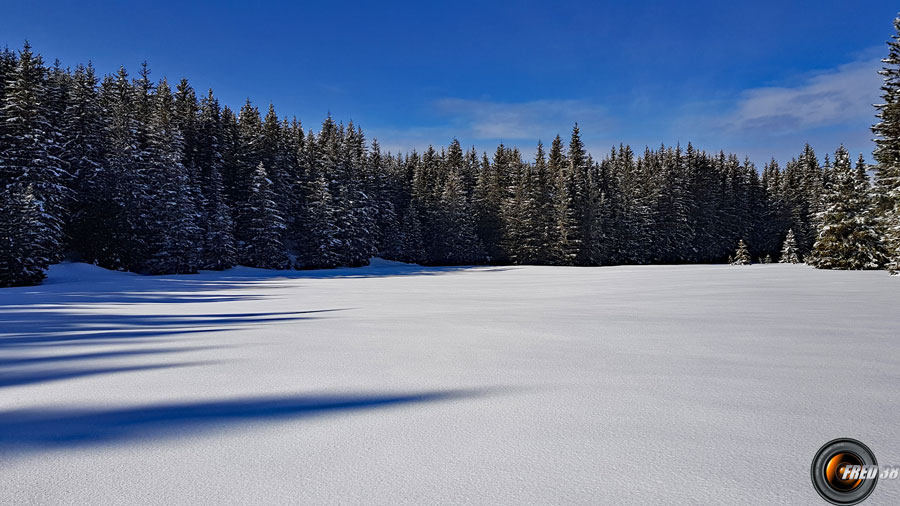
[811,439,878,505]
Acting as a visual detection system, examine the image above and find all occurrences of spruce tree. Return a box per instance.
[240,162,290,269]
[394,202,426,264]
[232,100,264,249]
[367,138,395,255]
[0,43,67,285]
[530,141,554,262]
[501,150,539,264]
[780,229,801,264]
[45,59,72,217]
[195,89,236,269]
[432,170,485,265]
[808,147,885,269]
[82,67,142,270]
[548,135,578,264]
[202,165,236,270]
[473,147,506,263]
[342,123,377,266]
[296,172,341,269]
[731,239,751,265]
[142,78,200,274]
[261,103,292,231]
[567,124,594,264]
[873,14,900,274]
[0,184,47,286]
[65,64,107,254]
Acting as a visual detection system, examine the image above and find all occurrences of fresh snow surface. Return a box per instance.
[1,261,899,505]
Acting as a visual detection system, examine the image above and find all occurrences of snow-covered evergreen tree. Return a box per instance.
[501,151,540,264]
[567,124,596,265]
[239,162,290,269]
[88,67,147,270]
[873,15,900,274]
[0,184,47,286]
[547,135,578,264]
[342,124,377,266]
[808,147,885,269]
[142,78,201,275]
[432,170,485,265]
[195,89,236,270]
[473,146,506,263]
[394,202,426,264]
[65,64,107,253]
[260,103,292,235]
[296,173,341,269]
[731,239,751,265]
[779,229,801,264]
[0,43,67,285]
[202,165,236,270]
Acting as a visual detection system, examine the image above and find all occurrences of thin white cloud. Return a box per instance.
[372,53,884,165]
[368,98,612,156]
[434,98,608,140]
[722,56,881,134]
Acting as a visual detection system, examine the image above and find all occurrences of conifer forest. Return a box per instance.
[3,22,900,287]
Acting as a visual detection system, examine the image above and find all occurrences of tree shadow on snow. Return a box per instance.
[0,361,218,388]
[0,309,345,348]
[0,309,346,389]
[0,389,490,455]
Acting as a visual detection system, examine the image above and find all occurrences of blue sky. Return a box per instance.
[2,1,897,165]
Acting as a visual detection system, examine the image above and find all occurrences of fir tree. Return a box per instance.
[501,150,540,264]
[873,14,900,274]
[731,239,751,265]
[92,66,149,270]
[780,229,801,264]
[394,202,426,264]
[195,89,236,269]
[473,147,506,263]
[342,123,377,266]
[366,138,395,254]
[240,162,290,269]
[297,173,341,269]
[65,64,107,255]
[567,124,594,264]
[141,78,200,274]
[432,170,485,265]
[529,141,554,262]
[548,135,578,264]
[0,43,67,285]
[808,147,885,269]
[202,165,236,270]
[0,184,47,286]
[229,99,266,254]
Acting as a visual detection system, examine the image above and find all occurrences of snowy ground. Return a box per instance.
[0,261,898,505]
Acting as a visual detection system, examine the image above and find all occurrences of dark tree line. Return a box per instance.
[1,38,898,287]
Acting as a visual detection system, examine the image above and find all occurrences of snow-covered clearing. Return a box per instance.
[0,261,898,505]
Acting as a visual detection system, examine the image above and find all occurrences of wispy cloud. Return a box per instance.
[721,55,881,134]
[371,53,884,165]
[433,98,609,140]
[666,50,884,163]
[369,98,611,155]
